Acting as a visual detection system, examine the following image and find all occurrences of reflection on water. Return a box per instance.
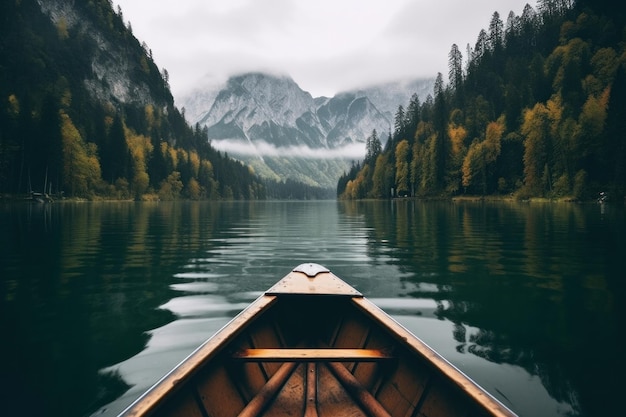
[1,200,624,417]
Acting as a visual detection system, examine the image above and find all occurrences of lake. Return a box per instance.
[1,200,624,417]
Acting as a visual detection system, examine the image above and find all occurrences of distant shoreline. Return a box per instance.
[1,193,621,204]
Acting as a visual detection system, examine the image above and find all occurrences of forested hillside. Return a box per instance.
[338,0,626,202]
[0,0,266,200]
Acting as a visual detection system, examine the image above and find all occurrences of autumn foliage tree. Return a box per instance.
[60,112,102,196]
[339,1,626,201]
[395,140,410,196]
[0,0,268,200]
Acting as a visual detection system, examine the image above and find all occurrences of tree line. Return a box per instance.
[0,0,319,201]
[338,0,626,201]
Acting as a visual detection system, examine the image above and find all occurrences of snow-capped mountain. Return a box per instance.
[191,73,389,150]
[179,72,433,188]
[318,92,389,148]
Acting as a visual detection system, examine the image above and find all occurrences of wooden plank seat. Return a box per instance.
[232,348,393,362]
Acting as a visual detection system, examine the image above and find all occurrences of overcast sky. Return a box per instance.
[112,0,534,98]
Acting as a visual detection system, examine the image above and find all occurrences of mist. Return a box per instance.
[211,139,366,160]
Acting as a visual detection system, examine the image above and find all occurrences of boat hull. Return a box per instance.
[120,264,516,417]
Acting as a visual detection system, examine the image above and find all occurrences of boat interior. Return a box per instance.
[150,293,495,417]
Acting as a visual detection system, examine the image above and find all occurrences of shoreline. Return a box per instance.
[1,193,620,205]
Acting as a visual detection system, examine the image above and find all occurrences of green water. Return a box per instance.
[0,200,624,417]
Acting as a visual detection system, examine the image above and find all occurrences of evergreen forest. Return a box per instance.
[338,0,626,202]
[1,0,327,200]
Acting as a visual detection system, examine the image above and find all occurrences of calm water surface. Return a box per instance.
[0,200,624,417]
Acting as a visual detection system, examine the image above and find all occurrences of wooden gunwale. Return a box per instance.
[121,294,278,417]
[350,296,516,417]
[119,264,518,417]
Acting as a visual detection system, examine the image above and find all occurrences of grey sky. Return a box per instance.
[112,0,534,98]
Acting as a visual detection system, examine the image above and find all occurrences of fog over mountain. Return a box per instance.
[180,72,434,188]
[351,79,435,123]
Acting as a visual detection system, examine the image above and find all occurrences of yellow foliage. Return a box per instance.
[484,117,504,162]
[395,140,410,194]
[133,170,150,195]
[177,149,188,168]
[199,160,214,186]
[547,38,590,93]
[201,160,213,174]
[60,112,102,195]
[546,95,564,138]
[342,165,371,199]
[461,117,504,191]
[125,127,153,196]
[449,108,464,126]
[415,121,435,143]
[395,140,410,159]
[583,74,603,96]
[61,88,72,109]
[579,88,608,138]
[125,128,153,166]
[559,20,576,43]
[186,178,202,200]
[448,124,467,156]
[462,141,487,189]
[372,153,390,199]
[85,143,102,180]
[168,147,178,169]
[343,180,355,199]
[56,18,69,40]
[7,94,19,118]
[591,47,618,87]
[521,103,550,193]
[140,56,150,75]
[145,105,155,130]
[189,151,200,177]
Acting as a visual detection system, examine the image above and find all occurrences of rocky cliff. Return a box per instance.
[180,73,433,188]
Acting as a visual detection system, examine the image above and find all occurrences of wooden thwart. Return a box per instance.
[232,348,393,362]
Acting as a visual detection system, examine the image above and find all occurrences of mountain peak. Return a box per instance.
[231,71,295,86]
[179,72,433,188]
[198,72,318,136]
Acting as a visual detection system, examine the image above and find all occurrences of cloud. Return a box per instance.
[210,139,366,160]
[113,0,533,97]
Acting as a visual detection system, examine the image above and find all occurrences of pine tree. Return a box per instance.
[488,12,504,52]
[405,94,421,140]
[365,129,382,163]
[432,73,448,191]
[104,114,128,183]
[394,106,406,139]
[448,44,464,106]
[474,29,488,62]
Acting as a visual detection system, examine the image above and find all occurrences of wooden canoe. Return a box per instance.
[119,263,517,417]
